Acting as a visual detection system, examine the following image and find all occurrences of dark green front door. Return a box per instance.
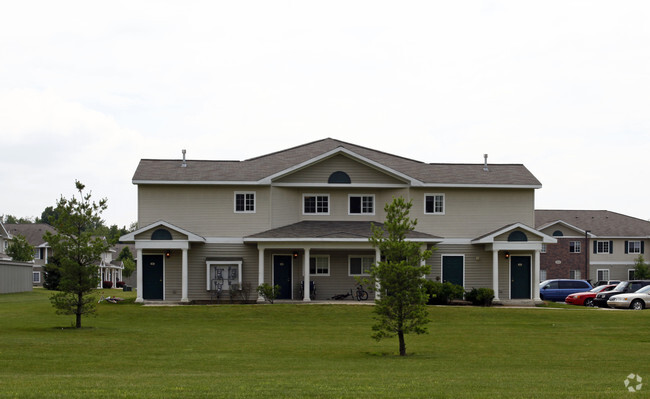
[273,255,292,300]
[142,255,164,300]
[510,256,531,299]
[442,256,464,286]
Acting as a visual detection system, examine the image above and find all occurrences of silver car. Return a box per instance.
[607,285,650,310]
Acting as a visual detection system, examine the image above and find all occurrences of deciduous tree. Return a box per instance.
[44,181,109,328]
[6,234,35,262]
[367,197,433,356]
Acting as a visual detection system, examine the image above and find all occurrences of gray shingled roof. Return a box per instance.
[245,221,440,241]
[133,138,541,187]
[535,210,650,237]
[4,224,56,246]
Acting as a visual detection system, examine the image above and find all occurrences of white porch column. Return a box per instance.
[257,247,265,302]
[181,248,189,303]
[303,247,311,302]
[375,247,381,301]
[136,249,144,303]
[533,249,541,301]
[492,250,500,301]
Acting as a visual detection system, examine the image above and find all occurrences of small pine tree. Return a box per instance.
[367,197,433,356]
[44,181,109,328]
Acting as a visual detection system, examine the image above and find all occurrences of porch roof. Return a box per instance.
[244,221,441,243]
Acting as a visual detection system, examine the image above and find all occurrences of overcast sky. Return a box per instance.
[1,1,649,228]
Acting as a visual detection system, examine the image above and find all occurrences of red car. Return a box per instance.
[565,284,617,306]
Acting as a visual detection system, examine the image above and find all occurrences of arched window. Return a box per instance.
[508,231,528,242]
[151,229,172,240]
[552,230,564,237]
[328,171,351,184]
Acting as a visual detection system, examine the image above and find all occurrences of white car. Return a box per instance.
[607,285,650,310]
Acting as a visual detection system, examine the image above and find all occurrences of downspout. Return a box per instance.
[585,230,590,283]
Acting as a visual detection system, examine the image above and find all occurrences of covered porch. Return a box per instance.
[244,221,441,302]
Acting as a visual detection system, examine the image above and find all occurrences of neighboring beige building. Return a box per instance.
[536,210,650,283]
[3,223,56,285]
[121,138,555,304]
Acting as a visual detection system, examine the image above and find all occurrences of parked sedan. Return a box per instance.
[565,284,617,307]
[593,280,650,308]
[607,285,650,310]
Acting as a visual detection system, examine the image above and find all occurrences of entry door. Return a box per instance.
[510,256,531,299]
[142,255,164,300]
[273,255,292,299]
[442,256,464,286]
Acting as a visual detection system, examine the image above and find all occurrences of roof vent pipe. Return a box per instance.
[483,154,489,172]
[181,149,187,168]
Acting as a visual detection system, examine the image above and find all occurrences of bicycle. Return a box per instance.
[354,284,369,301]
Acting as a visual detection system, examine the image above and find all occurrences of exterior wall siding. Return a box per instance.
[412,188,536,238]
[0,261,33,294]
[138,185,272,237]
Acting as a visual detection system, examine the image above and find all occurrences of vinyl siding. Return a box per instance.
[138,185,272,237]
[413,188,535,238]
[427,245,494,289]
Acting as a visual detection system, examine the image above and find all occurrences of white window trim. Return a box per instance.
[596,241,610,254]
[348,255,374,276]
[569,241,581,253]
[628,269,636,280]
[348,194,375,215]
[424,193,445,215]
[234,191,256,213]
[33,248,41,260]
[541,243,547,253]
[310,255,330,276]
[597,268,610,281]
[33,272,41,283]
[205,260,243,290]
[302,194,330,215]
[628,241,642,254]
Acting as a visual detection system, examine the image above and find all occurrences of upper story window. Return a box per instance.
[33,248,41,260]
[310,255,330,276]
[235,192,256,213]
[349,255,374,276]
[349,195,374,215]
[303,194,329,215]
[553,230,564,237]
[151,229,172,240]
[626,241,644,254]
[594,240,612,254]
[541,243,547,253]
[508,231,528,242]
[424,194,445,215]
[569,241,581,253]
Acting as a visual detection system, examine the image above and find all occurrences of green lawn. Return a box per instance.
[0,289,648,398]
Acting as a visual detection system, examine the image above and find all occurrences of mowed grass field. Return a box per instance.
[1,289,649,398]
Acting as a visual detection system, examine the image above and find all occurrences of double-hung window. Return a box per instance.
[303,194,329,215]
[595,241,612,254]
[597,269,610,281]
[569,241,581,253]
[349,255,374,276]
[349,195,374,215]
[424,194,445,214]
[234,192,255,213]
[626,241,643,254]
[309,256,330,276]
